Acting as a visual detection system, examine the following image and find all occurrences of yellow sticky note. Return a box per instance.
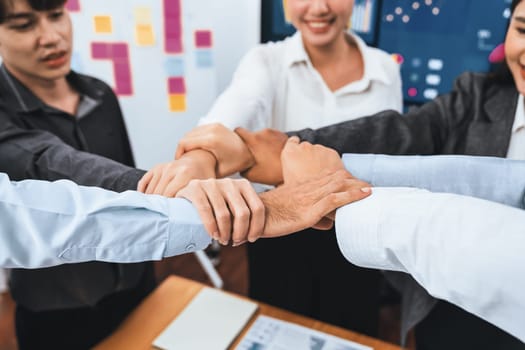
[135,24,155,46]
[169,94,186,112]
[134,7,152,24]
[94,15,112,34]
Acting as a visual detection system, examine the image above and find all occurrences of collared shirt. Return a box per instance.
[0,65,135,169]
[336,154,525,342]
[0,173,210,269]
[0,65,148,310]
[507,94,525,160]
[200,31,402,132]
[335,187,525,343]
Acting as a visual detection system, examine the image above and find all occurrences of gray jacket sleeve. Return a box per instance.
[0,106,145,192]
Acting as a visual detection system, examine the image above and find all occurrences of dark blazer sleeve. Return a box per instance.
[0,105,145,192]
[289,73,477,155]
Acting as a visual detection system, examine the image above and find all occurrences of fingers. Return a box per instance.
[234,127,252,144]
[176,184,219,240]
[312,186,372,223]
[311,217,334,230]
[201,181,232,245]
[177,178,264,247]
[163,175,189,198]
[175,137,207,160]
[218,180,250,246]
[137,171,153,192]
[238,180,265,244]
[144,167,162,194]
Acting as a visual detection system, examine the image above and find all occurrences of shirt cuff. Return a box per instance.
[335,190,385,269]
[164,199,212,258]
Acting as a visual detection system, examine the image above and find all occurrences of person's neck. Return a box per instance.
[8,68,80,115]
[303,32,363,92]
[305,33,354,70]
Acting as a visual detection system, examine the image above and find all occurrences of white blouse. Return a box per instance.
[507,94,525,160]
[200,31,403,132]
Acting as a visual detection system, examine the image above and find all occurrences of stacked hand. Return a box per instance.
[138,123,371,246]
[137,149,216,197]
[260,137,371,236]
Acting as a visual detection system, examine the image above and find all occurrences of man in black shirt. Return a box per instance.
[0,1,154,348]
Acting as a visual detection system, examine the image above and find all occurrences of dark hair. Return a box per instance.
[0,0,67,24]
[512,0,521,13]
[490,0,522,84]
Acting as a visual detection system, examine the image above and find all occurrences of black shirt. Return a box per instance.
[0,65,151,311]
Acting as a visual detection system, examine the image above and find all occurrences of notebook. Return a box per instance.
[153,287,259,350]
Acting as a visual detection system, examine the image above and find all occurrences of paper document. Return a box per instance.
[153,287,258,350]
[236,315,372,350]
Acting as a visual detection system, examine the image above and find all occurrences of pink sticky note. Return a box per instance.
[168,77,186,94]
[164,0,183,54]
[195,30,212,48]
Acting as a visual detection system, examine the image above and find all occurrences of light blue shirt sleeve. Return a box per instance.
[342,154,525,208]
[0,173,211,269]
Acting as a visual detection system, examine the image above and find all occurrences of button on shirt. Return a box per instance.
[200,31,402,132]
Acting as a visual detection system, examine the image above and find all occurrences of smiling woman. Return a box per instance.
[183,0,404,338]
[505,0,525,94]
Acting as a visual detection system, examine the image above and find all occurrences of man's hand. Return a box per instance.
[175,123,255,177]
[281,136,345,185]
[235,127,288,185]
[137,150,216,197]
[259,170,371,237]
[176,178,265,246]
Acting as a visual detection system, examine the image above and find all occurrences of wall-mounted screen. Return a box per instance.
[377,0,511,103]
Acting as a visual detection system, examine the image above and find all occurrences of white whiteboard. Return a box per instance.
[68,0,260,169]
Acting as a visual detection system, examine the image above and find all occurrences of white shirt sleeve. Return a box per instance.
[0,173,211,269]
[199,46,275,131]
[335,187,525,342]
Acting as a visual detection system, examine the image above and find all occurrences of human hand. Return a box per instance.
[281,137,345,185]
[137,150,216,197]
[176,178,265,246]
[235,127,288,185]
[175,123,255,177]
[259,170,371,237]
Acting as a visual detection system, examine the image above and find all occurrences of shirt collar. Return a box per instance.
[512,94,525,133]
[0,64,103,118]
[282,31,393,86]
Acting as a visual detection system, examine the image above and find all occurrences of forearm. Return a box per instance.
[0,121,144,192]
[0,174,210,269]
[342,154,525,208]
[335,188,525,342]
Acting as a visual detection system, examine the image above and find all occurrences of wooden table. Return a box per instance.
[95,275,402,350]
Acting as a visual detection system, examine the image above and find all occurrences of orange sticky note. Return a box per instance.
[135,24,155,46]
[94,15,112,34]
[169,94,186,112]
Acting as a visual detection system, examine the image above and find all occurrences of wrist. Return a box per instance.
[181,150,217,178]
